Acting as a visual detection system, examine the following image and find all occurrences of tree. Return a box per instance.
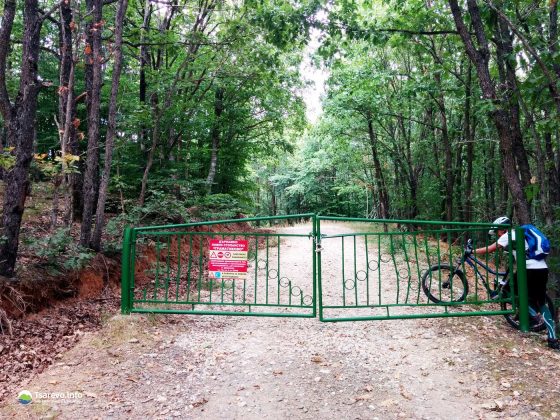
[79,0,105,247]
[447,0,531,223]
[91,0,129,251]
[0,0,52,277]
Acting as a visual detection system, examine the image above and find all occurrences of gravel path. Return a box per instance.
[3,222,559,419]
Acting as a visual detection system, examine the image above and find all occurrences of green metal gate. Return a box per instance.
[121,214,317,317]
[121,214,529,329]
[316,217,523,323]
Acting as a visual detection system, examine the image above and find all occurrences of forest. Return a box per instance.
[2,0,560,414]
[0,0,558,286]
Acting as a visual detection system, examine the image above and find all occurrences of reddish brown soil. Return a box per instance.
[0,255,121,402]
[0,219,266,403]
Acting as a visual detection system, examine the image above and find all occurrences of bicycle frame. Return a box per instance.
[457,253,509,296]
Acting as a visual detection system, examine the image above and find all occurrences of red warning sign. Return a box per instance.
[208,239,248,279]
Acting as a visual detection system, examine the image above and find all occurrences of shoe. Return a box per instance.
[548,338,560,350]
[530,314,544,327]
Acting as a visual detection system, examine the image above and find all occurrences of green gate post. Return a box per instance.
[121,227,133,314]
[515,226,530,332]
[316,217,323,321]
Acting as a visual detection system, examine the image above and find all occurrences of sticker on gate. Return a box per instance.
[208,239,248,279]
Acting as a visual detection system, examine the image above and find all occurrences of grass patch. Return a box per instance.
[0,400,58,419]
[29,401,59,419]
[90,314,151,349]
[200,279,234,291]
[465,293,484,305]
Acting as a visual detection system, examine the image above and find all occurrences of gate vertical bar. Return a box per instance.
[130,228,137,303]
[317,217,323,321]
[515,226,530,332]
[312,214,317,317]
[121,227,133,314]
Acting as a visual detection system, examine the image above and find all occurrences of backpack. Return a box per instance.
[521,224,550,260]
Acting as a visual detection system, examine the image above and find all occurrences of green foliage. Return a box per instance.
[0,150,16,170]
[195,194,247,221]
[2,0,559,275]
[29,228,94,271]
[544,208,560,297]
[106,191,190,233]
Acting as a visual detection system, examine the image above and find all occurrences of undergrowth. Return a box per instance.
[25,227,94,273]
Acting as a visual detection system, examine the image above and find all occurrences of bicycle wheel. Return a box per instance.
[422,264,468,304]
[501,294,554,332]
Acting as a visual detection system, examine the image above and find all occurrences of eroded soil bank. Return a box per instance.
[2,223,559,419]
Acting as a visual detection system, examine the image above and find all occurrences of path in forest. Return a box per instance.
[2,223,559,419]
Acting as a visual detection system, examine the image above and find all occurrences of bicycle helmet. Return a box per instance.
[489,216,511,236]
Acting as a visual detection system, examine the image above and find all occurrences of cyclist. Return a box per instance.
[472,216,559,351]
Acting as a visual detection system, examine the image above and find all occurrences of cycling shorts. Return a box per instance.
[527,268,549,308]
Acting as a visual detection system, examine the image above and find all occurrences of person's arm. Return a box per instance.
[473,241,500,255]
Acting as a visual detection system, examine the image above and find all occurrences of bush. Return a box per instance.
[104,192,248,252]
[546,209,560,303]
[104,191,191,252]
[29,227,94,272]
[195,194,247,221]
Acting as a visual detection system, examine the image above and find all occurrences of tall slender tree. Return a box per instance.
[80,0,104,247]
[448,0,531,223]
[91,0,129,251]
[0,0,54,277]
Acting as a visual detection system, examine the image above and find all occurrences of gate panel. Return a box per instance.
[121,214,316,317]
[317,217,516,322]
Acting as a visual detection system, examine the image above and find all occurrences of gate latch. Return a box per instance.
[310,233,324,253]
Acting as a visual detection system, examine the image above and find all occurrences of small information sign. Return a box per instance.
[208,239,249,279]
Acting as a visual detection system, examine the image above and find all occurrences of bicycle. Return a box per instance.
[421,239,554,332]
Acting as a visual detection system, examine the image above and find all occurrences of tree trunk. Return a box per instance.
[0,0,42,277]
[270,183,277,216]
[550,0,560,80]
[139,93,160,206]
[206,87,224,192]
[484,141,496,218]
[138,0,150,154]
[366,116,389,220]
[518,96,553,224]
[495,14,531,190]
[80,0,104,247]
[91,0,129,251]
[546,1,560,212]
[448,0,531,224]
[454,140,464,220]
[50,177,62,229]
[58,0,78,226]
[434,72,454,222]
[464,62,475,223]
[545,130,560,208]
[406,132,421,220]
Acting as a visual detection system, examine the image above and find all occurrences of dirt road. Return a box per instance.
[2,223,559,419]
